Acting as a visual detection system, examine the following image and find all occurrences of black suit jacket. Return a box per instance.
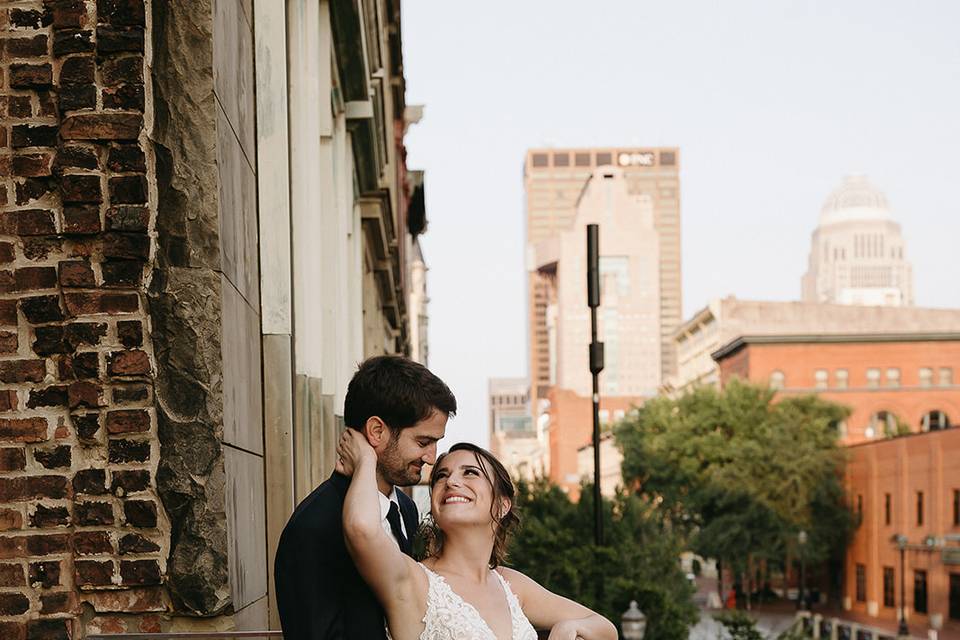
[275,472,419,640]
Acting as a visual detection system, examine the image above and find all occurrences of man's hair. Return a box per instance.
[343,355,457,432]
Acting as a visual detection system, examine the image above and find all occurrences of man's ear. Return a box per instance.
[363,416,389,449]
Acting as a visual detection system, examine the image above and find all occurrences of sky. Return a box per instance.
[400,1,960,449]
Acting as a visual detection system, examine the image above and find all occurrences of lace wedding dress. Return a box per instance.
[386,563,538,640]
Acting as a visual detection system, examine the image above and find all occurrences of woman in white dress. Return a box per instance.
[337,431,617,640]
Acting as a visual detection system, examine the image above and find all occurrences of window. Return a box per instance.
[919,367,933,387]
[885,493,891,526]
[815,369,828,390]
[531,153,548,167]
[921,410,950,432]
[856,564,867,602]
[660,151,676,166]
[770,370,785,390]
[951,573,960,620]
[868,411,898,439]
[552,152,569,167]
[914,570,928,614]
[574,152,591,167]
[866,368,881,388]
[883,567,895,608]
[835,369,849,389]
[886,368,900,388]
[954,489,959,527]
[917,491,924,526]
[596,152,613,166]
[941,367,954,387]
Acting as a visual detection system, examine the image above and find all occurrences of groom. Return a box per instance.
[274,355,457,639]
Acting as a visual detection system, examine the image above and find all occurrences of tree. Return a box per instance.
[507,479,699,640]
[614,380,855,605]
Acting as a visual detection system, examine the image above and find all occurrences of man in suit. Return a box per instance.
[274,355,457,639]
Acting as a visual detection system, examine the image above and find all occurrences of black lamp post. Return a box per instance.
[797,530,808,611]
[892,534,909,638]
[586,224,604,547]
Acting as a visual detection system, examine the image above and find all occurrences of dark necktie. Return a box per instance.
[386,501,410,555]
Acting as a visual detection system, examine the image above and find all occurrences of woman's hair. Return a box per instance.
[419,442,520,568]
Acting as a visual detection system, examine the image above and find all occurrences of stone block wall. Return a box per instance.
[0,1,168,637]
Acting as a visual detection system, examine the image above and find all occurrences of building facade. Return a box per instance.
[802,175,914,307]
[0,0,429,636]
[487,378,545,481]
[671,299,960,395]
[844,430,960,634]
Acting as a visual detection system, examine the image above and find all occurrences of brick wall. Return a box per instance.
[0,1,166,637]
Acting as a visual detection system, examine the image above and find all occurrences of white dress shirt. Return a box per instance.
[378,487,408,544]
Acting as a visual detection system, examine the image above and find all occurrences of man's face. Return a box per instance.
[377,410,448,487]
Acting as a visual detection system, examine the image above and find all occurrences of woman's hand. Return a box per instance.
[336,428,377,476]
[547,621,584,639]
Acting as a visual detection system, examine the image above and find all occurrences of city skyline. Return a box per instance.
[402,1,960,447]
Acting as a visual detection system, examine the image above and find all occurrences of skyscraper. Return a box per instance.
[525,147,681,412]
[802,175,914,307]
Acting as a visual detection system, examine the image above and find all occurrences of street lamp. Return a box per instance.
[797,530,808,611]
[586,223,604,546]
[621,600,647,640]
[892,533,909,639]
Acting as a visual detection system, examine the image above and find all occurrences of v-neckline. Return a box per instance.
[422,564,514,640]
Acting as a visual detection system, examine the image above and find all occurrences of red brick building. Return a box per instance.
[713,332,960,631]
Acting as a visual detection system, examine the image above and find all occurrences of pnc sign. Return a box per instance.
[617,151,655,167]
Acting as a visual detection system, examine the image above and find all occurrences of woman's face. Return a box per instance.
[430,449,496,530]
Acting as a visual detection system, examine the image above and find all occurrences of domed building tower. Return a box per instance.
[802,175,914,306]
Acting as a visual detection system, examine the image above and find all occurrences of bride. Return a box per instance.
[337,430,617,640]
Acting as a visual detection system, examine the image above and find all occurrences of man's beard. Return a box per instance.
[377,437,422,487]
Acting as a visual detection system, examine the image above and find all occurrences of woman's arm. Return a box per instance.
[499,567,618,640]
[338,429,417,607]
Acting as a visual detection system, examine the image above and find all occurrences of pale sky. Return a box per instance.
[401,1,960,448]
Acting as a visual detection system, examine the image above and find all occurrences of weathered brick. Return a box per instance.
[64,291,138,316]
[75,501,113,526]
[62,205,101,234]
[29,504,70,528]
[13,153,53,177]
[0,536,28,559]
[15,177,55,205]
[0,563,26,586]
[101,58,143,87]
[15,266,58,291]
[117,320,142,347]
[10,9,51,29]
[53,29,95,56]
[0,448,26,471]
[61,113,143,141]
[5,35,48,58]
[111,469,149,495]
[73,468,107,495]
[0,508,24,531]
[7,96,33,119]
[106,409,148,434]
[39,591,73,614]
[0,244,15,264]
[0,476,67,502]
[118,532,159,554]
[97,25,144,53]
[107,349,149,376]
[59,84,97,111]
[98,0,146,26]
[73,530,112,555]
[37,92,57,118]
[59,55,95,86]
[0,209,56,235]
[27,386,69,409]
[54,145,98,171]
[0,621,25,640]
[26,618,70,640]
[103,83,145,110]
[120,558,159,586]
[108,438,149,463]
[0,360,46,383]
[122,499,156,528]
[20,296,63,323]
[0,418,47,443]
[33,445,71,469]
[58,261,96,287]
[22,237,62,261]
[112,384,147,404]
[61,174,102,203]
[33,326,69,356]
[108,174,147,204]
[0,390,18,412]
[65,322,107,347]
[29,561,61,588]
[0,331,18,353]
[0,592,30,615]
[76,560,114,588]
[48,0,89,28]
[10,64,53,89]
[103,232,149,259]
[68,380,103,408]
[72,413,101,441]
[11,125,57,148]
[105,205,147,231]
[101,260,142,287]
[0,301,17,326]
[59,352,99,380]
